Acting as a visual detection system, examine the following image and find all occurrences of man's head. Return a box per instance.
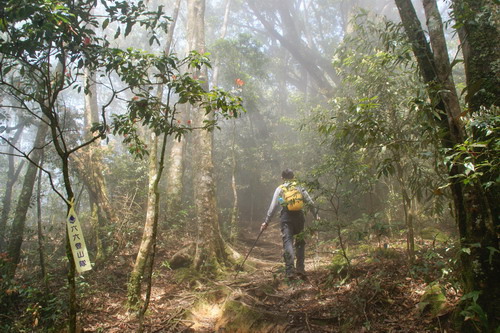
[281,168,294,180]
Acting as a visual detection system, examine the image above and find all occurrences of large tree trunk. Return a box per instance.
[5,118,49,279]
[211,0,239,242]
[451,1,500,330]
[395,0,499,330]
[451,0,499,113]
[451,0,500,232]
[188,0,228,271]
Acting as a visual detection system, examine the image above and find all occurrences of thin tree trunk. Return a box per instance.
[131,0,182,314]
[395,161,415,263]
[163,0,184,222]
[128,131,159,309]
[5,118,49,279]
[36,154,47,287]
[0,123,25,250]
[230,120,238,242]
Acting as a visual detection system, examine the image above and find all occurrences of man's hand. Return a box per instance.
[260,222,268,232]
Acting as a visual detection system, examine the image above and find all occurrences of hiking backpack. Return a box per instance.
[279,183,304,211]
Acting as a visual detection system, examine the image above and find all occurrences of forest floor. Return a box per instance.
[73,222,461,333]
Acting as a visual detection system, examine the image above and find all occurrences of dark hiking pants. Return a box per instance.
[280,210,305,277]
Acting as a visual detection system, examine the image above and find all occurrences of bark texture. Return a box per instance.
[128,131,159,308]
[188,0,228,271]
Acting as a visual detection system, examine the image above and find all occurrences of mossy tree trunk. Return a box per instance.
[127,131,159,309]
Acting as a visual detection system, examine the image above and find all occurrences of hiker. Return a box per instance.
[261,168,319,279]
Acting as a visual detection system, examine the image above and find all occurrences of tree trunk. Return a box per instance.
[451,1,500,330]
[128,131,159,309]
[36,154,47,287]
[229,121,239,243]
[451,0,500,113]
[5,118,49,279]
[395,0,499,330]
[71,66,115,262]
[395,160,415,262]
[0,122,25,250]
[211,0,239,242]
[165,137,185,221]
[422,0,464,141]
[163,0,184,223]
[188,0,228,271]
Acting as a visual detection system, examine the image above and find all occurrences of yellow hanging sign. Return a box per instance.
[67,202,92,273]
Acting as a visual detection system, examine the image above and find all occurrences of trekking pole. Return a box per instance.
[234,227,265,278]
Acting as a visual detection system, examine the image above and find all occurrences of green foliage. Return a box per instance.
[110,49,244,159]
[460,291,490,332]
[444,109,499,188]
[100,0,169,45]
[0,261,64,332]
[417,283,447,317]
[370,247,401,261]
[210,33,269,87]
[172,267,203,286]
[326,253,350,285]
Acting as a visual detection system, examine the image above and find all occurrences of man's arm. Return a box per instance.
[261,187,282,230]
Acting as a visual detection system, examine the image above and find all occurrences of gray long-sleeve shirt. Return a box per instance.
[264,181,318,223]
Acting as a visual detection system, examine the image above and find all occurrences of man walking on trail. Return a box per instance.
[261,169,319,280]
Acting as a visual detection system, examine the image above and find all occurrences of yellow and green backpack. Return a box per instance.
[279,182,304,211]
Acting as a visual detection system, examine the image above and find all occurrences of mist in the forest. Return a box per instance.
[2,0,499,331]
[0,0,461,239]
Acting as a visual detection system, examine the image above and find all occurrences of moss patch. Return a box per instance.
[215,299,285,332]
[418,283,448,317]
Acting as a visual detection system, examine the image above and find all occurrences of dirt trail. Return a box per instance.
[80,223,458,332]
